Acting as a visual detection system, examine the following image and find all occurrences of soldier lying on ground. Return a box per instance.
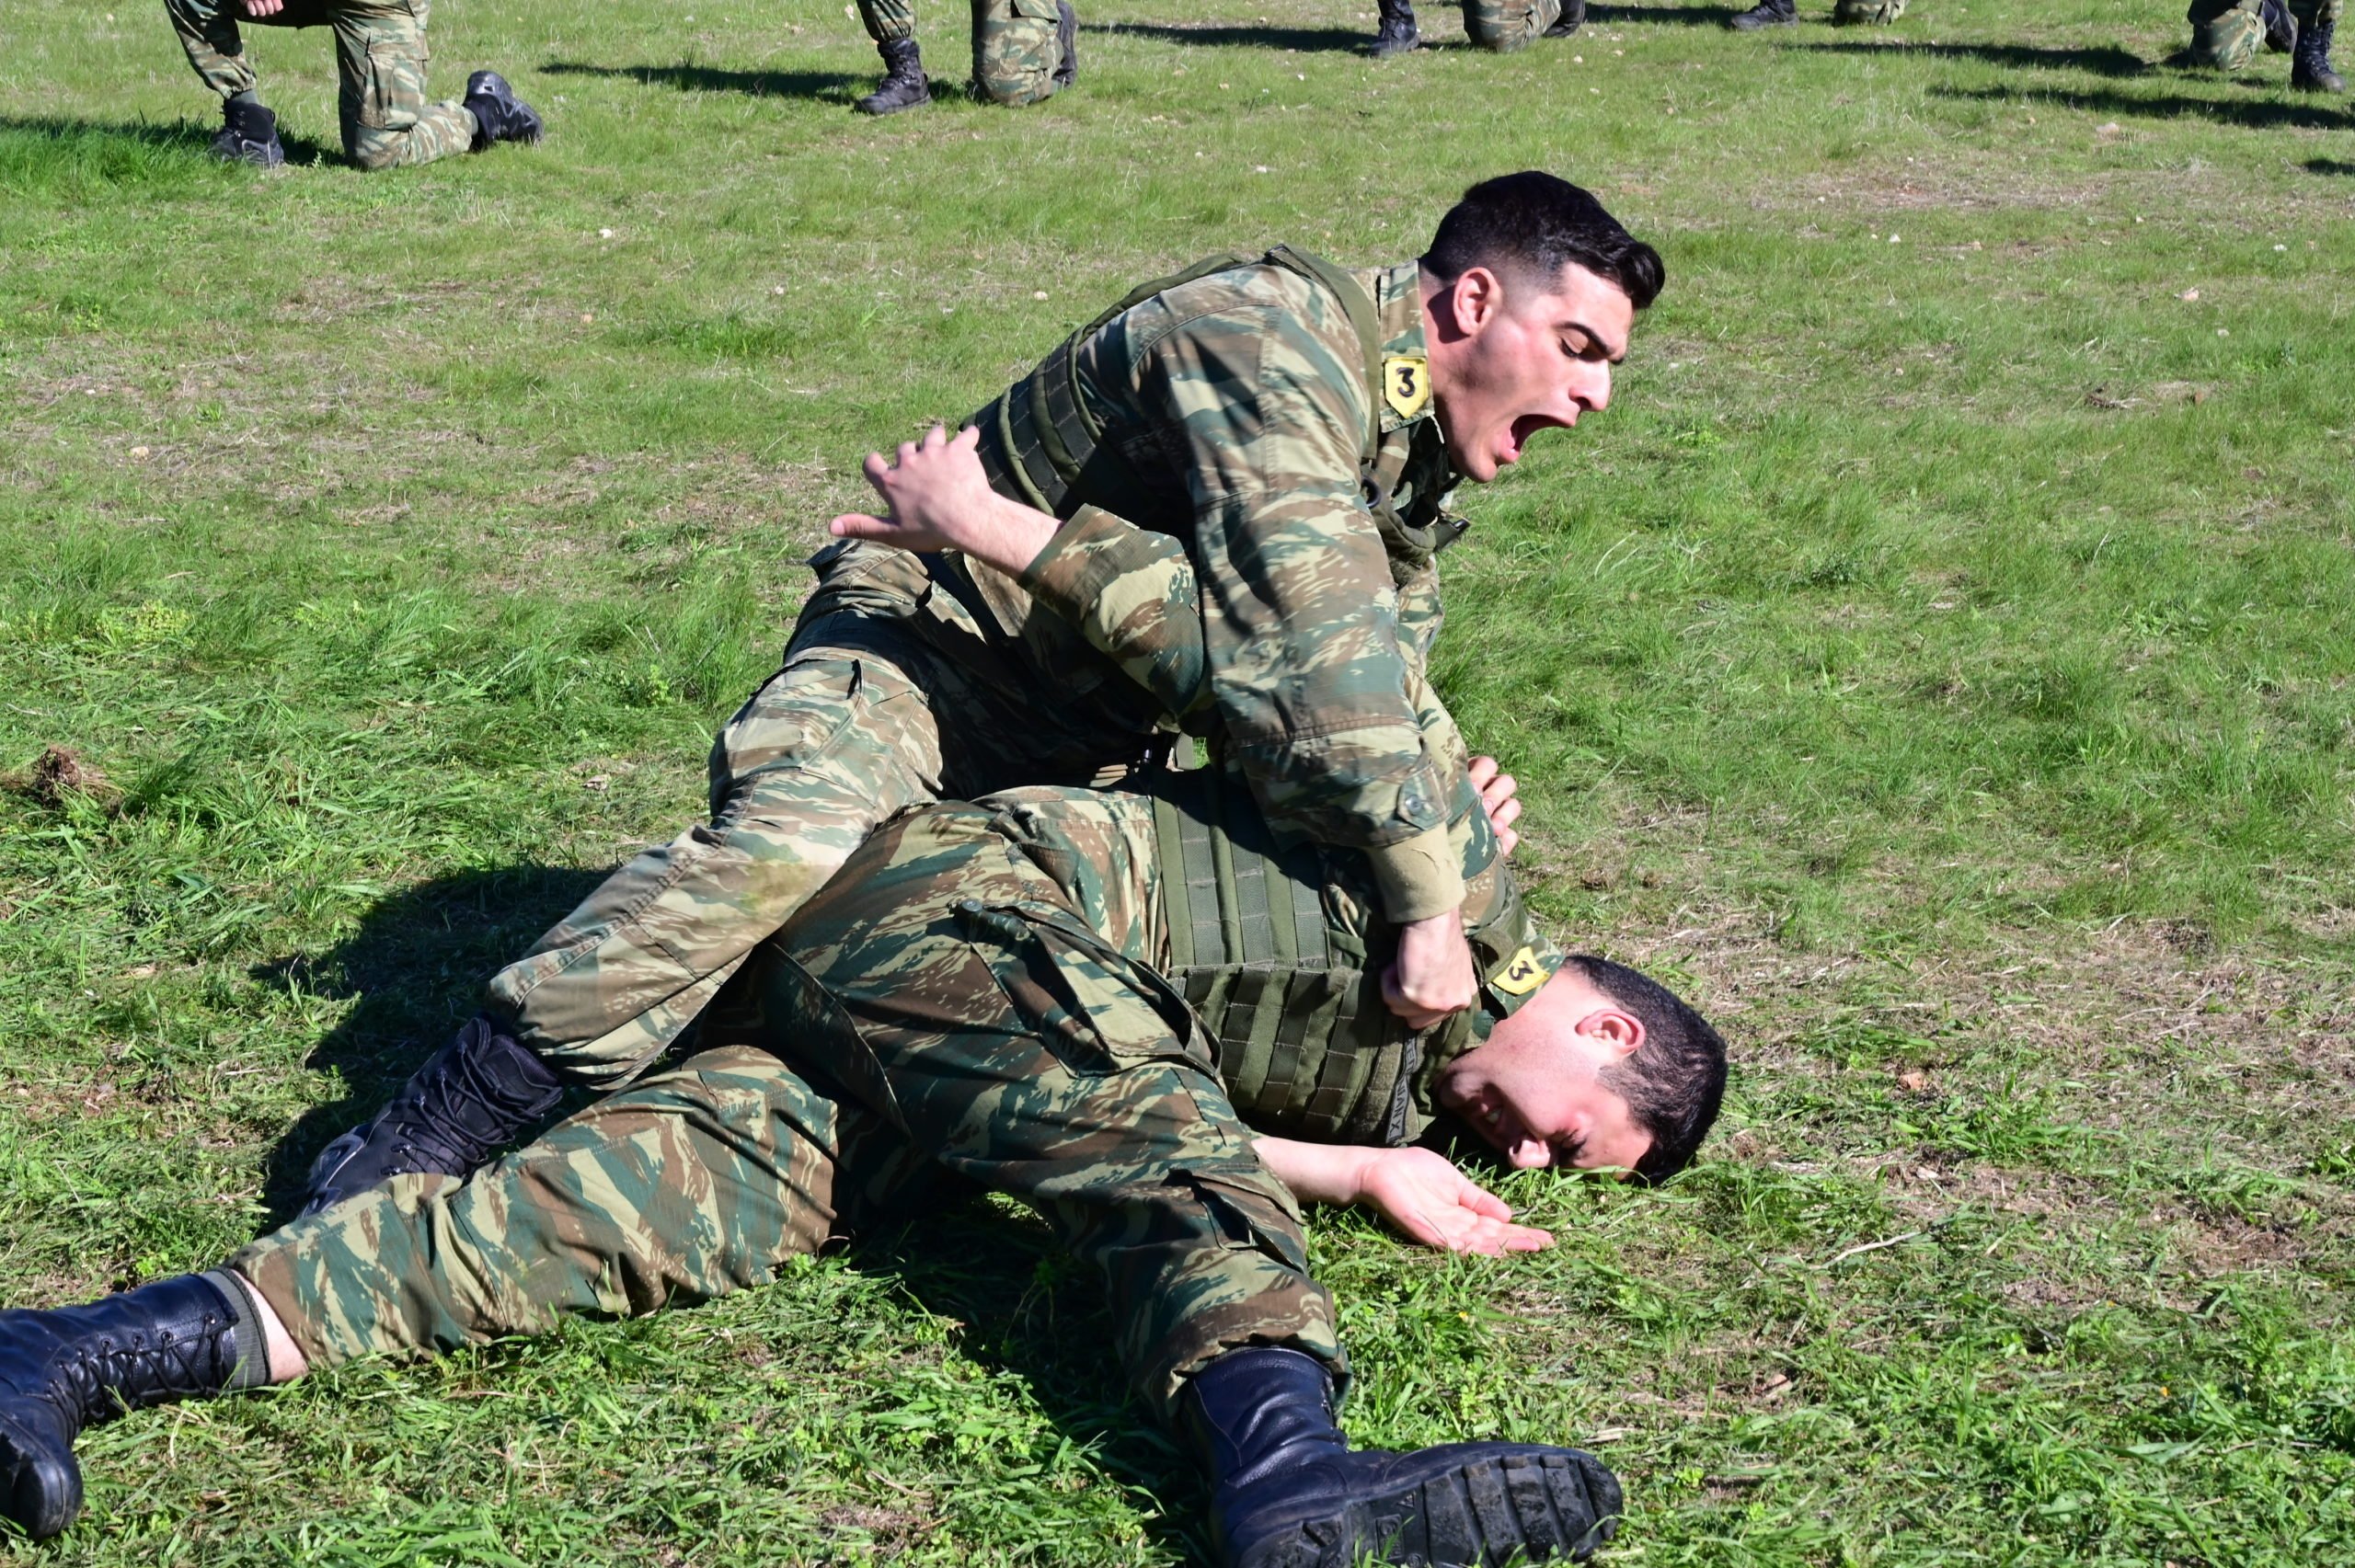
[848,0,1080,114]
[294,171,1670,1224]
[0,767,1726,1563]
[165,0,546,169]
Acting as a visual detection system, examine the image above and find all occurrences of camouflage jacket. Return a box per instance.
[828,258,1478,922]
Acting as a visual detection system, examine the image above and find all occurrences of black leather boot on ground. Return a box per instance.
[209,98,284,168]
[1053,0,1079,87]
[2292,14,2344,89]
[856,39,932,114]
[1727,0,1799,28]
[1545,0,1589,37]
[463,70,546,149]
[0,1274,266,1539]
[1180,1346,1622,1568]
[1370,0,1421,57]
[300,1012,565,1215]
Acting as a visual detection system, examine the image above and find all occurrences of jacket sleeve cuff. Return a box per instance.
[1016,504,1155,623]
[1365,824,1467,923]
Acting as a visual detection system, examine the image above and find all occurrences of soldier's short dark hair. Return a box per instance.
[1423,171,1666,311]
[1568,954,1726,1183]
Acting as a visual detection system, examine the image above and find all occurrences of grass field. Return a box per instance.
[3,0,2353,1561]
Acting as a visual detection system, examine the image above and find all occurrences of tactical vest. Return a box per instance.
[967,247,1459,564]
[1150,771,1554,1147]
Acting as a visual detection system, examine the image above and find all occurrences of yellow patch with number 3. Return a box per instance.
[1493,945,1546,996]
[1384,355,1430,420]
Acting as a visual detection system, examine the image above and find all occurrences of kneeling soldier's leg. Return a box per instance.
[238,1045,900,1368]
[971,0,1073,105]
[330,0,478,169]
[1460,0,1561,52]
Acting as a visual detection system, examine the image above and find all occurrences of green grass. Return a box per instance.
[3,0,2353,1561]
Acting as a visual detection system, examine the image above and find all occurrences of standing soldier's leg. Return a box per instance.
[302,635,952,1212]
[163,0,292,164]
[1458,0,1561,53]
[2292,0,2345,87]
[855,0,933,114]
[971,0,1076,107]
[328,0,533,170]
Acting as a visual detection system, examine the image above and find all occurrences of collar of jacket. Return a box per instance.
[1362,260,1435,437]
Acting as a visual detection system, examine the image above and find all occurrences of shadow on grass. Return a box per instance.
[1086,20,1372,53]
[1798,40,2151,76]
[542,60,861,102]
[0,114,339,184]
[854,1201,1209,1562]
[1930,81,2352,130]
[2307,157,2355,175]
[1583,4,1750,29]
[249,864,606,1223]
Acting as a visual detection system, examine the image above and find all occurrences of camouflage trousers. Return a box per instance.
[233,807,1342,1421]
[1461,0,1561,52]
[485,552,1158,1091]
[164,0,477,170]
[2187,0,2338,68]
[1832,0,1906,23]
[855,0,1069,106]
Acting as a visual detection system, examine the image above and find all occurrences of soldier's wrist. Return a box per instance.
[1365,824,1467,922]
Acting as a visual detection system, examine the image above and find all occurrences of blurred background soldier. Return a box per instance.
[2184,0,2341,89]
[1368,0,1585,57]
[1726,0,1909,30]
[852,0,1078,114]
[164,0,544,169]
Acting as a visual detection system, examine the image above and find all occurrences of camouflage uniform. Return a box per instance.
[236,781,1543,1414]
[487,258,1479,1092]
[164,0,478,170]
[1461,0,1564,52]
[2186,0,2338,66]
[854,0,1070,106]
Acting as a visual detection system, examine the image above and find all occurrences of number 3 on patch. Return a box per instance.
[1493,945,1546,996]
[1384,355,1430,420]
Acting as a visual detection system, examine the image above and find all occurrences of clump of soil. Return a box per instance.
[7,745,117,808]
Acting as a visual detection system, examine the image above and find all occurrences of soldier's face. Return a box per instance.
[1431,969,1653,1176]
[1423,261,1635,484]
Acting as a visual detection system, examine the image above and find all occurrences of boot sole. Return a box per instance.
[1235,1446,1620,1568]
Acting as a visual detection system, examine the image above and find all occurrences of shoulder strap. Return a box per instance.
[1259,244,1385,462]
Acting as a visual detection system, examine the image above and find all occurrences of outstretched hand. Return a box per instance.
[1355,1147,1553,1254]
[828,424,1055,576]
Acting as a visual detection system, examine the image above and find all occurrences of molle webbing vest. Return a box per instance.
[1150,770,1422,1146]
[970,246,1390,532]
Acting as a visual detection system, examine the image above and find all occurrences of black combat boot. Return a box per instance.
[1369,0,1421,57]
[0,1274,267,1539]
[1181,1346,1621,1568]
[856,38,932,114]
[2261,0,2299,52]
[300,1012,566,1215]
[1052,0,1079,87]
[209,97,284,168]
[1727,0,1798,26]
[463,70,546,149]
[2292,12,2344,88]
[1545,0,1588,36]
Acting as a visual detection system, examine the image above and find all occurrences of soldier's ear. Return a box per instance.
[1573,1006,1644,1059]
[1442,266,1506,337]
